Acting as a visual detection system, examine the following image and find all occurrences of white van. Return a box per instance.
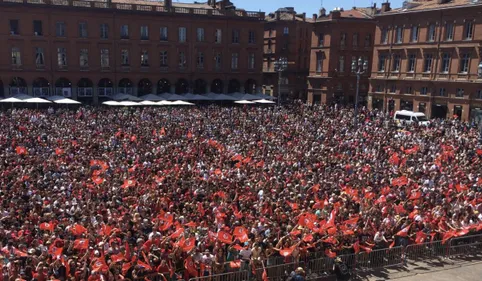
[394,110,430,126]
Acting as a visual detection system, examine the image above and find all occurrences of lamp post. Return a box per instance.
[351,57,369,128]
[274,57,288,106]
[478,61,482,143]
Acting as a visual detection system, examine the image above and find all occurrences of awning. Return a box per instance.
[253,99,276,104]
[0,97,23,103]
[169,100,195,106]
[54,98,81,104]
[24,97,52,103]
[235,100,256,104]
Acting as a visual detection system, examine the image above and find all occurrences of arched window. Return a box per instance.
[118,78,133,95]
[98,78,113,97]
[54,77,72,97]
[193,79,207,95]
[33,77,50,97]
[10,77,27,95]
[244,79,257,94]
[138,79,152,96]
[211,79,224,94]
[175,78,189,94]
[227,79,240,93]
[77,78,93,97]
[157,79,171,94]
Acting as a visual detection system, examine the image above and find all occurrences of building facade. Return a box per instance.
[368,0,482,121]
[0,0,264,104]
[307,7,376,105]
[262,7,312,102]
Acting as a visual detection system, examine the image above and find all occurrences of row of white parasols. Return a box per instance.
[103,99,275,106]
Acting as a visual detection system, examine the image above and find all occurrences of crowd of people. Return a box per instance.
[1,104,482,281]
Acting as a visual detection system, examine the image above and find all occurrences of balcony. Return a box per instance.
[4,0,265,20]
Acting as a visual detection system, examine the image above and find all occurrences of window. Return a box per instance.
[141,26,149,40]
[248,30,256,44]
[100,24,109,39]
[283,27,289,35]
[460,53,470,73]
[427,24,436,42]
[248,53,255,70]
[365,34,372,47]
[56,22,66,37]
[33,20,42,36]
[160,27,168,41]
[421,87,428,95]
[456,88,464,97]
[390,84,397,93]
[406,86,413,95]
[392,54,401,72]
[179,51,186,68]
[56,48,66,67]
[35,47,44,66]
[318,33,324,46]
[100,49,109,68]
[179,27,187,42]
[231,53,239,69]
[381,28,388,44]
[214,29,223,44]
[439,87,447,97]
[410,26,419,42]
[232,29,239,43]
[408,54,416,72]
[11,47,21,66]
[376,84,383,93]
[160,51,168,67]
[79,49,88,67]
[351,56,357,73]
[340,33,346,47]
[9,19,19,35]
[79,22,87,38]
[121,25,129,39]
[316,53,323,73]
[424,54,433,73]
[196,28,205,42]
[121,49,129,66]
[476,89,482,99]
[378,54,386,72]
[353,33,358,47]
[441,53,450,73]
[268,29,272,37]
[464,21,474,40]
[141,50,149,66]
[339,56,345,73]
[445,23,454,41]
[197,52,204,69]
[214,52,222,69]
[394,26,403,43]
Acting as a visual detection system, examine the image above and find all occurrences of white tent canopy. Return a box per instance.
[118,101,141,106]
[157,101,173,105]
[139,101,159,106]
[0,97,23,103]
[234,100,255,104]
[253,99,276,104]
[169,100,195,106]
[54,98,81,104]
[102,101,121,106]
[24,97,52,103]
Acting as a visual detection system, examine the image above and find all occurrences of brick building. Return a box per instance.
[262,7,312,102]
[0,0,264,104]
[368,0,482,121]
[307,7,376,105]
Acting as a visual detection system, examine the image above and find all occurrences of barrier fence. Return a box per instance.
[180,234,482,281]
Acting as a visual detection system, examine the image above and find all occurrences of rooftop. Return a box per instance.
[314,7,378,22]
[265,7,311,22]
[379,0,482,15]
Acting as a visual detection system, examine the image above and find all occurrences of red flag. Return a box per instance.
[343,217,359,226]
[16,146,27,155]
[61,257,70,277]
[122,259,135,275]
[170,227,184,239]
[217,231,233,244]
[230,260,241,268]
[125,241,131,261]
[184,256,198,277]
[455,184,468,193]
[197,202,205,216]
[389,241,395,248]
[92,176,105,185]
[181,237,196,253]
[160,127,166,136]
[409,191,422,200]
[111,253,125,263]
[326,209,337,227]
[442,230,456,244]
[121,179,137,189]
[99,225,113,237]
[303,234,314,242]
[71,224,87,236]
[353,241,360,254]
[233,226,249,243]
[92,257,109,273]
[49,246,63,258]
[184,221,197,228]
[187,131,193,139]
[279,245,296,257]
[55,148,64,155]
[389,153,400,166]
[404,146,419,154]
[39,222,55,232]
[415,231,428,244]
[395,224,411,237]
[262,268,269,281]
[137,260,152,271]
[325,249,337,258]
[73,239,89,250]
[392,176,408,187]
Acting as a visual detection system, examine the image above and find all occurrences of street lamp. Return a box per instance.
[351,57,369,127]
[274,57,288,106]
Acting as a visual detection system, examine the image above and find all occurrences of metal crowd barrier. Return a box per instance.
[188,233,482,281]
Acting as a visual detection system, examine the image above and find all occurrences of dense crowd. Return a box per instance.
[1,104,482,281]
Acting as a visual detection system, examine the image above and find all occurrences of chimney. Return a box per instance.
[381,2,391,12]
[319,8,326,16]
[313,13,318,21]
[276,11,280,20]
[330,9,341,19]
[302,12,306,21]
[164,0,172,9]
[208,0,216,8]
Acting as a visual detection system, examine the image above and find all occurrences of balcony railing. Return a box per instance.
[4,0,266,19]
